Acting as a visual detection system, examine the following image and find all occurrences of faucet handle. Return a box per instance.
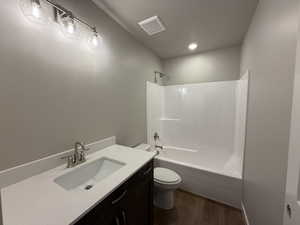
[154,132,160,141]
[75,142,90,151]
[61,155,75,168]
[81,142,90,151]
[80,146,90,153]
[79,151,87,162]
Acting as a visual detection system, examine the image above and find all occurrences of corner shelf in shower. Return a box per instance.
[160,118,180,121]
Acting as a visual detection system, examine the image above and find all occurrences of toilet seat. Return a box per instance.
[154,167,181,184]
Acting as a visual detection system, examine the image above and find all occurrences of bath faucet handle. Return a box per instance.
[61,155,75,168]
[154,132,160,141]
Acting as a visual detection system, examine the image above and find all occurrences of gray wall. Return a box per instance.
[0,0,162,171]
[0,194,2,225]
[240,0,299,225]
[162,46,241,85]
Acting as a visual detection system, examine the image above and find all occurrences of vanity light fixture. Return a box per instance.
[19,0,102,49]
[188,43,198,51]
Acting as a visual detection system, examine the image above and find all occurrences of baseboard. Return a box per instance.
[241,202,250,225]
[178,188,241,210]
[0,136,116,189]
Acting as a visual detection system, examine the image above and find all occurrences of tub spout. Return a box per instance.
[155,145,163,150]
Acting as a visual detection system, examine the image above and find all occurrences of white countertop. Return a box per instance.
[1,145,155,225]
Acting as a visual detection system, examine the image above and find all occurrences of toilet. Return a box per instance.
[135,144,182,210]
[154,167,182,209]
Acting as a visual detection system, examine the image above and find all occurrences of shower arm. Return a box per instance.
[154,71,167,83]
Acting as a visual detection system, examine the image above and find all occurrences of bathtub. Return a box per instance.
[154,146,242,208]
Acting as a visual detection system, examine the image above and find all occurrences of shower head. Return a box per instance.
[155,71,166,78]
[154,71,167,83]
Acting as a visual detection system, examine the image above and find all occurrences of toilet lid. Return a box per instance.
[154,167,181,183]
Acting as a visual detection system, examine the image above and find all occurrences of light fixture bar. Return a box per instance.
[44,0,96,32]
[74,17,94,31]
[44,0,65,13]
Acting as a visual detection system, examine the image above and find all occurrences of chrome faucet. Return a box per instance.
[62,142,90,168]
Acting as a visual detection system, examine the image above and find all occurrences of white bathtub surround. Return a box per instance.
[0,137,116,189]
[147,78,248,208]
[147,82,164,145]
[163,81,238,153]
[155,147,242,208]
[1,145,155,225]
[157,146,241,179]
[233,72,249,174]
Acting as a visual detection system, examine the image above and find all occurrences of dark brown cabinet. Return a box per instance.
[74,160,153,225]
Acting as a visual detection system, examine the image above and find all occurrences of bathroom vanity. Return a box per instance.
[75,160,153,225]
[1,144,155,225]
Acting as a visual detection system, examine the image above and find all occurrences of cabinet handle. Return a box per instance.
[122,210,127,225]
[112,190,127,205]
[143,167,152,176]
[115,216,121,225]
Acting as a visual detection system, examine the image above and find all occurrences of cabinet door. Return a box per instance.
[102,187,128,225]
[122,161,153,225]
[74,182,129,225]
[73,200,118,225]
[73,161,153,225]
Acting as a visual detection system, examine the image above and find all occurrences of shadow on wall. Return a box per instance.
[0,0,162,171]
[162,46,241,85]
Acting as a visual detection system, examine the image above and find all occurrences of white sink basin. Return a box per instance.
[54,157,125,191]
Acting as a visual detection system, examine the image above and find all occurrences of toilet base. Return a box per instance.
[154,188,175,210]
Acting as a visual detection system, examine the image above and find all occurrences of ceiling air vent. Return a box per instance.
[138,16,166,36]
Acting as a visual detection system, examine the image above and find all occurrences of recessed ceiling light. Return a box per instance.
[188,43,198,51]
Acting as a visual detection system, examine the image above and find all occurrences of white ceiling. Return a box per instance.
[93,0,258,59]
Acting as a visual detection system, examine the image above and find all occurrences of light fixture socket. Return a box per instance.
[19,0,48,24]
[56,9,78,38]
[188,43,198,51]
[88,27,102,49]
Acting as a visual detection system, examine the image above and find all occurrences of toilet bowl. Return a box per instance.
[154,167,182,209]
[134,144,182,209]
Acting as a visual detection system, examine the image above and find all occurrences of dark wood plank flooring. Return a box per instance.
[154,190,244,225]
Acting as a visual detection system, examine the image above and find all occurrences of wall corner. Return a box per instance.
[241,202,250,225]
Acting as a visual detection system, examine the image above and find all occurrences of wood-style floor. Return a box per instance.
[154,190,244,225]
